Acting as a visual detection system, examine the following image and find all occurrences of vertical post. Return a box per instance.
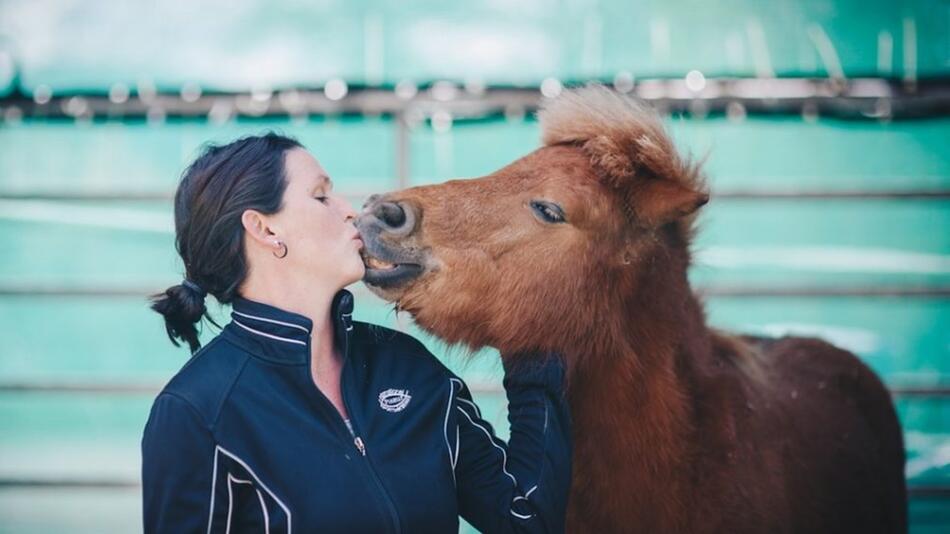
[394,111,410,190]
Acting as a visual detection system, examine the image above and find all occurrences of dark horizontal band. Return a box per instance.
[2,77,949,122]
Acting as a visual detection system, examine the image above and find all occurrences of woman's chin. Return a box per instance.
[329,252,365,290]
[345,259,366,287]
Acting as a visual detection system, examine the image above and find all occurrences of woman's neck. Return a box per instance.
[240,272,336,324]
[308,314,348,419]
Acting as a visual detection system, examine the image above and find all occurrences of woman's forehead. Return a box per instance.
[286,148,331,186]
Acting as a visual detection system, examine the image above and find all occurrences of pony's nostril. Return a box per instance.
[375,201,407,229]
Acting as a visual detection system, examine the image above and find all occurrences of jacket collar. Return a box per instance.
[223,288,354,365]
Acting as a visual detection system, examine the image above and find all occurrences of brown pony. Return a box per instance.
[355,85,907,533]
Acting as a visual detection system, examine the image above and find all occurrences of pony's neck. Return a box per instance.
[563,241,713,529]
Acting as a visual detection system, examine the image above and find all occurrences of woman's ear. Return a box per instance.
[241,209,278,249]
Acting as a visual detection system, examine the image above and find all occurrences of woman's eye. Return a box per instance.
[314,196,329,204]
[530,200,566,224]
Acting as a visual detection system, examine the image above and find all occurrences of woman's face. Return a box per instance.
[267,147,365,289]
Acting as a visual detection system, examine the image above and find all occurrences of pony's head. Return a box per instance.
[357,85,708,358]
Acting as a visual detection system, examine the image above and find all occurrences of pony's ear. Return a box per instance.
[628,178,709,227]
[580,134,707,227]
[582,135,635,181]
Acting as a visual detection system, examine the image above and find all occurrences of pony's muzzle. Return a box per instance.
[361,197,416,238]
[357,196,426,291]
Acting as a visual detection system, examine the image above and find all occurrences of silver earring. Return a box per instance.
[272,240,288,258]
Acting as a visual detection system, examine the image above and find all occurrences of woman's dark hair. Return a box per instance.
[150,132,303,353]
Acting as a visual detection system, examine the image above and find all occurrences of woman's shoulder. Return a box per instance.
[155,333,250,424]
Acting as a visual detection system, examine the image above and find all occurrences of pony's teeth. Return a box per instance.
[366,256,396,270]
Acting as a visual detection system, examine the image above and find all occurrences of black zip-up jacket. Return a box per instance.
[141,289,572,533]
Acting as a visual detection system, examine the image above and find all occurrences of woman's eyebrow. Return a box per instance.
[312,175,331,190]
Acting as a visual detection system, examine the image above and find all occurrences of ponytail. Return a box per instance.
[149,279,219,354]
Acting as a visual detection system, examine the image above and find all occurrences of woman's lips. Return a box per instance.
[349,229,364,247]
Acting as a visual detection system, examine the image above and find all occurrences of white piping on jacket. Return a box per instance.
[211,445,292,534]
[511,509,534,520]
[510,485,539,520]
[227,473,270,534]
[232,310,310,333]
[512,484,540,509]
[456,405,518,487]
[457,396,482,418]
[445,378,459,485]
[207,446,220,534]
[226,471,234,534]
[454,379,538,521]
[232,319,307,346]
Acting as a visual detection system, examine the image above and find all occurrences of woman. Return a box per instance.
[142,133,572,533]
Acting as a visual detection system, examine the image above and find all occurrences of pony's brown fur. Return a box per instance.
[357,84,907,533]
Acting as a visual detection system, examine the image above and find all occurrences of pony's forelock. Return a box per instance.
[538,83,702,190]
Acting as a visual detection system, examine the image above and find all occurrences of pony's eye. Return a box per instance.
[530,200,566,224]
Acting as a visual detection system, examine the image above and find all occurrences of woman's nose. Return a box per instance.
[338,195,358,222]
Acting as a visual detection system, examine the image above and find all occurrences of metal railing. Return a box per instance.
[2,77,949,122]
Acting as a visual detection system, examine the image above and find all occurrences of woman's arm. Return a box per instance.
[452,353,573,533]
[141,392,217,533]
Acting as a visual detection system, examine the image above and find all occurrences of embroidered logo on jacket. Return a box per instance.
[378,388,412,412]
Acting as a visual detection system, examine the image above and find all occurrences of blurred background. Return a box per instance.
[0,0,947,532]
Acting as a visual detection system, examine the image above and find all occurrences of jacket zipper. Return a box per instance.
[337,318,402,534]
[341,416,366,455]
[306,311,401,534]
